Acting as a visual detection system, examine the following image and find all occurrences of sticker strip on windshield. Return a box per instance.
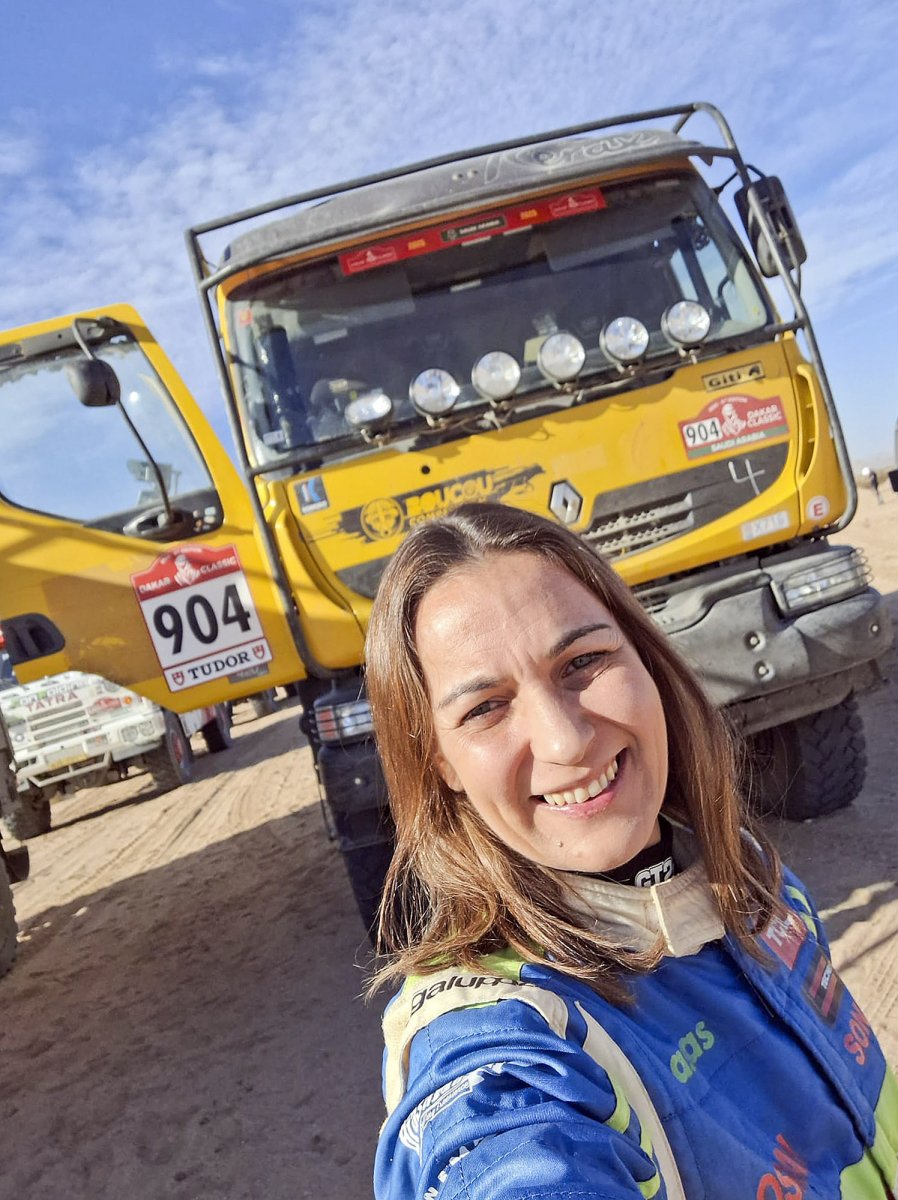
[338,187,607,276]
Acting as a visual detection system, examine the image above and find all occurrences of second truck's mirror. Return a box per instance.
[734,175,808,279]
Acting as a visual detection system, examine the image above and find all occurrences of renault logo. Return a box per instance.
[549,481,583,524]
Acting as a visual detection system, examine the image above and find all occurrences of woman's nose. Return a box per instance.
[526,689,595,764]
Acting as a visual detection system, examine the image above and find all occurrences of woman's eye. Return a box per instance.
[569,651,603,672]
[462,699,500,723]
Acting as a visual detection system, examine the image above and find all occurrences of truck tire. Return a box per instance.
[2,793,52,841]
[745,696,866,821]
[249,689,278,719]
[0,864,17,979]
[341,840,394,938]
[144,712,194,793]
[201,705,233,754]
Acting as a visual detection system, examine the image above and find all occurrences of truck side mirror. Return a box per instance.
[734,175,808,279]
[65,357,122,408]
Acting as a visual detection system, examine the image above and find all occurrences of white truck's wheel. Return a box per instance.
[144,712,194,793]
[201,705,233,754]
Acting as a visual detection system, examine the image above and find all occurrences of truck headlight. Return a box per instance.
[537,333,586,383]
[661,301,711,348]
[471,352,520,402]
[410,369,460,419]
[773,549,872,616]
[344,390,393,434]
[600,316,649,365]
[314,699,374,744]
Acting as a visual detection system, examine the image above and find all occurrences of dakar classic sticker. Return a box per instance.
[678,393,789,460]
[326,464,545,543]
[131,545,271,692]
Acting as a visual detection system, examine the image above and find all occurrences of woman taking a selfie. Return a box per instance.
[367,502,897,1199]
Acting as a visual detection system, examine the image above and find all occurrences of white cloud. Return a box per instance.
[155,48,255,79]
[0,132,41,178]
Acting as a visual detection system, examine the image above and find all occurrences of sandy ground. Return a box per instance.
[1,485,896,1200]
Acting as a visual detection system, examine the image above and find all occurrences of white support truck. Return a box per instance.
[0,653,231,840]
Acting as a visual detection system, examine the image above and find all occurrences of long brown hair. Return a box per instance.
[365,502,781,1000]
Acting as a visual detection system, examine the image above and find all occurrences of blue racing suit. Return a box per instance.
[375,863,898,1199]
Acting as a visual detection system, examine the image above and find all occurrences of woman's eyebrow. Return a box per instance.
[437,677,501,711]
[549,622,612,658]
[435,623,612,710]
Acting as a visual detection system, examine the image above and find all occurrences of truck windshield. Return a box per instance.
[226,173,771,462]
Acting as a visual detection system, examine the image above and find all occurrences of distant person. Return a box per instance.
[868,468,883,504]
[367,502,898,1200]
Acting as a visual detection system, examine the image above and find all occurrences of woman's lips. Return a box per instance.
[534,751,625,817]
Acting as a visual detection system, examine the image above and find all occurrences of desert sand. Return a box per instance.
[1,484,896,1199]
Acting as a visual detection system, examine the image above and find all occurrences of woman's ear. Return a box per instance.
[434,751,463,794]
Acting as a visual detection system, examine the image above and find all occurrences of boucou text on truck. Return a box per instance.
[0,103,891,930]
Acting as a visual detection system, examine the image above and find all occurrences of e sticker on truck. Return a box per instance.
[131,546,272,692]
[679,393,788,459]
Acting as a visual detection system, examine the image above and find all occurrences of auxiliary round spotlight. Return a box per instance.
[661,300,711,348]
[600,316,649,365]
[344,389,393,433]
[471,351,521,402]
[537,332,586,383]
[409,369,460,418]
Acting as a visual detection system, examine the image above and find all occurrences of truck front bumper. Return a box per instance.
[646,545,892,734]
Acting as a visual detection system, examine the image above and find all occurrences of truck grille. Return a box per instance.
[22,701,92,746]
[581,493,694,559]
[582,441,789,563]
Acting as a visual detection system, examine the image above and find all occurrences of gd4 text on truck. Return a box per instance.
[0,103,891,931]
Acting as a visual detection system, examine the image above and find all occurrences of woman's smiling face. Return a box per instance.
[415,551,669,874]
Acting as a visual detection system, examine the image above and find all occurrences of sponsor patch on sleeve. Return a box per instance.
[802,946,845,1025]
[399,1065,506,1158]
[760,909,808,969]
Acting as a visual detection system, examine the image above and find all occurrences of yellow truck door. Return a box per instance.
[0,305,306,712]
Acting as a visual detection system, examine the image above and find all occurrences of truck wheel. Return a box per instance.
[144,712,194,793]
[341,840,395,939]
[249,689,278,719]
[746,696,866,821]
[0,864,18,979]
[201,705,233,754]
[2,794,52,841]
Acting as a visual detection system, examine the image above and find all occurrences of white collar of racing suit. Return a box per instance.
[559,832,725,959]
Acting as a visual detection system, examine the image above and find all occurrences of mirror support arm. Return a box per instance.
[70,318,176,529]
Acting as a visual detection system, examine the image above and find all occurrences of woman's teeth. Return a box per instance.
[542,757,619,807]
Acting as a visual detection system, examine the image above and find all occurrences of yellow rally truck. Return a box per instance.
[0,103,891,929]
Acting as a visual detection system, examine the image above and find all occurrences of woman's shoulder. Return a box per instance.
[381,950,571,1115]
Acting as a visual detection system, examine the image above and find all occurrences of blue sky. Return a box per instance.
[2,0,897,466]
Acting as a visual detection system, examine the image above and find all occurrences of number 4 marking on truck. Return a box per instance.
[131,545,272,692]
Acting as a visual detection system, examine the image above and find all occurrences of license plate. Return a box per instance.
[45,748,89,770]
